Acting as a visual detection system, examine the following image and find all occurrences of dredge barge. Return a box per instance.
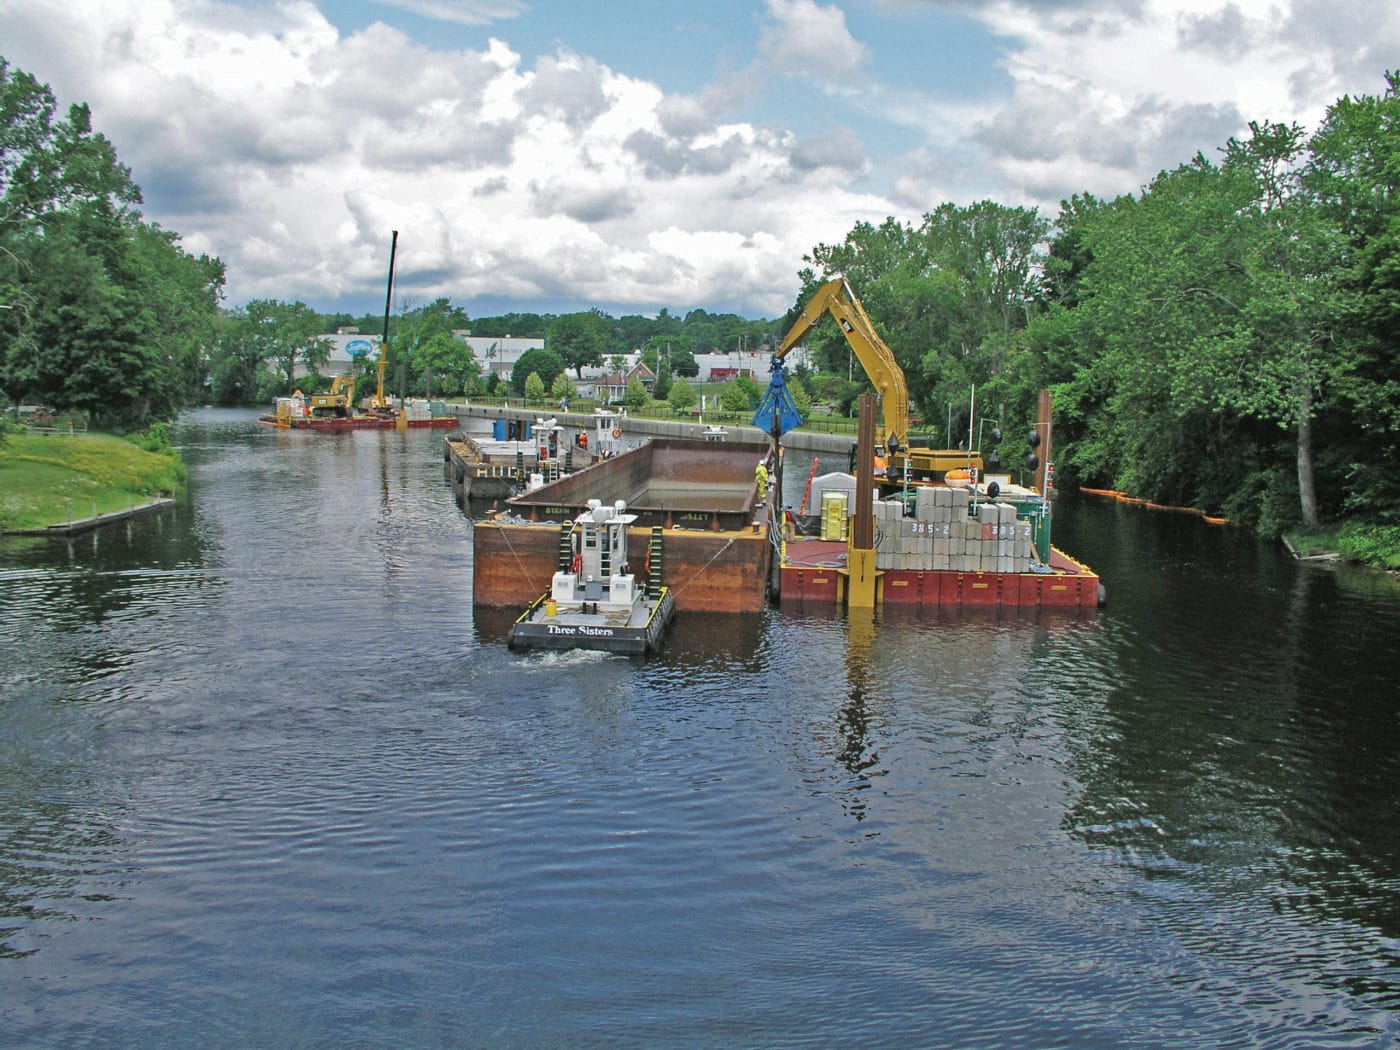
[778,476,1101,609]
[758,277,1101,611]
[260,232,453,432]
[261,394,456,430]
[469,276,1100,617]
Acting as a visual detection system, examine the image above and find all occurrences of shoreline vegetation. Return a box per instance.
[1281,522,1400,573]
[0,423,185,534]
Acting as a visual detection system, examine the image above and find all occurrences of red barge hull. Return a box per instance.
[779,538,1101,609]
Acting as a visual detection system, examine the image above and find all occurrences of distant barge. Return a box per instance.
[260,396,457,430]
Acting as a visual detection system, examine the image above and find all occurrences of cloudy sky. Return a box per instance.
[2,0,1396,320]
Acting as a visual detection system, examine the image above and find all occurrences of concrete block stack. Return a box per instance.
[871,490,1034,574]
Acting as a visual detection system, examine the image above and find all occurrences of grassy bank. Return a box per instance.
[1284,522,1400,571]
[0,428,185,533]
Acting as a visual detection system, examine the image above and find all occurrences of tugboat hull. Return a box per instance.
[507,588,676,654]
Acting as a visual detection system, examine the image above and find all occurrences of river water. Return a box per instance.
[2,407,1399,1048]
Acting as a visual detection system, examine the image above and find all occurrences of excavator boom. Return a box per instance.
[774,277,909,453]
[772,276,981,482]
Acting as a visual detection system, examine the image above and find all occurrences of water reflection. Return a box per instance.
[835,610,880,823]
[1053,495,1400,1036]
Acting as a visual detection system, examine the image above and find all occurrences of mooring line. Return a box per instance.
[493,521,544,594]
[669,537,736,598]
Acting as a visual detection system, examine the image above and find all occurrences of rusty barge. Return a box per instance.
[472,437,775,615]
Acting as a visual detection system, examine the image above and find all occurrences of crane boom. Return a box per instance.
[373,230,399,412]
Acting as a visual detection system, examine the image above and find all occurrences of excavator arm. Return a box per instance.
[773,278,909,453]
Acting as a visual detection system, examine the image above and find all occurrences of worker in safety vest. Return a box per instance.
[755,461,768,499]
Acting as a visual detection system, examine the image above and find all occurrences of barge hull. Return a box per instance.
[473,521,771,614]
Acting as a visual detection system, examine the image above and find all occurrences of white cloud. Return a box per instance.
[848,0,1400,211]
[758,0,872,90]
[3,0,883,316]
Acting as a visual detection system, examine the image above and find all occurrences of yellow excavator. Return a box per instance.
[308,374,356,419]
[756,276,982,484]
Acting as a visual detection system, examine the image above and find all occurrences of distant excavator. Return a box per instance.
[754,276,982,485]
[308,374,356,419]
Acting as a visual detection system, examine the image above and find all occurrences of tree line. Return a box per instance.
[0,60,224,430]
[207,297,783,407]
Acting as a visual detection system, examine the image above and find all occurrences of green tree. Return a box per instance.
[797,203,1049,439]
[1048,126,1351,528]
[548,311,609,377]
[391,298,472,396]
[719,380,750,413]
[1304,72,1400,522]
[271,300,329,389]
[207,310,262,404]
[612,314,656,354]
[0,60,224,427]
[550,371,576,404]
[469,312,552,339]
[1210,122,1352,528]
[668,376,696,414]
[623,375,649,411]
[510,347,565,396]
[414,331,478,396]
[789,381,812,420]
[524,371,546,404]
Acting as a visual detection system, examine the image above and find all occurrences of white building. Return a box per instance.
[323,330,381,372]
[290,330,380,379]
[457,333,547,383]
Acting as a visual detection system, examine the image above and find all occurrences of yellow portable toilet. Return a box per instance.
[820,491,849,541]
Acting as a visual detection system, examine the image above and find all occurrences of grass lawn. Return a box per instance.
[0,430,185,532]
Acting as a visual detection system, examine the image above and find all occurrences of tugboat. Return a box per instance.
[506,499,676,654]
